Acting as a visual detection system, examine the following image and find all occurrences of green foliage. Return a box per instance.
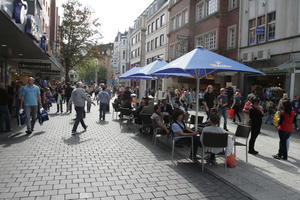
[77,58,107,83]
[60,0,102,81]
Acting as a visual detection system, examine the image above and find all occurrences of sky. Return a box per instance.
[57,0,154,44]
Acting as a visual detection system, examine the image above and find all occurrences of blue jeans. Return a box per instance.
[278,130,291,159]
[219,108,227,129]
[0,105,11,130]
[99,103,108,121]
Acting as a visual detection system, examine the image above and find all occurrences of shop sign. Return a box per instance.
[25,15,40,42]
[13,0,28,24]
[256,26,265,35]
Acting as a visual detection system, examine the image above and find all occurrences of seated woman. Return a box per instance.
[171,109,201,161]
[151,105,170,135]
[201,113,232,165]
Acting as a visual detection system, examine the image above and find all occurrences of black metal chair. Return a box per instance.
[233,125,251,163]
[140,114,153,135]
[112,103,120,119]
[171,130,194,164]
[201,132,228,172]
[187,115,204,127]
[119,107,133,127]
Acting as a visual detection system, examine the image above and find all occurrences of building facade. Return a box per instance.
[97,43,113,85]
[0,0,63,85]
[112,31,130,86]
[168,0,240,90]
[239,0,300,97]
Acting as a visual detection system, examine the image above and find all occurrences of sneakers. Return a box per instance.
[26,130,32,135]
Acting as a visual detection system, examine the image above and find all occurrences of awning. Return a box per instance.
[0,10,63,73]
[275,52,300,71]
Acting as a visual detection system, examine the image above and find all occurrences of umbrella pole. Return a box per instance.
[195,77,200,132]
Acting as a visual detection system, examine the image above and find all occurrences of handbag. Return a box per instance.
[38,110,49,125]
[228,108,235,120]
[226,153,237,168]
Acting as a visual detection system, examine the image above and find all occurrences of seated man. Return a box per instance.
[151,105,170,134]
[171,109,201,161]
[201,113,232,165]
[140,96,154,115]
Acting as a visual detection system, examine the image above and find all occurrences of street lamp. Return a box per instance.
[95,59,99,85]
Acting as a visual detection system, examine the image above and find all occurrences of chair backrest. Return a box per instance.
[119,107,132,116]
[140,114,152,125]
[112,103,120,111]
[190,115,204,124]
[202,132,228,148]
[235,125,251,139]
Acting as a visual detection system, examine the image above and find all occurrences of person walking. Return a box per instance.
[20,77,42,135]
[0,82,12,132]
[56,88,63,113]
[273,100,295,160]
[231,91,242,123]
[68,82,95,135]
[248,97,264,155]
[64,83,73,113]
[217,88,229,131]
[243,96,253,126]
[203,85,216,121]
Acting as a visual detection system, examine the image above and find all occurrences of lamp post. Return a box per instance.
[95,59,98,85]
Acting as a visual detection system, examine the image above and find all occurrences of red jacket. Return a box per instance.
[278,111,295,133]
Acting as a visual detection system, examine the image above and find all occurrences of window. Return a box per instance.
[227,25,236,48]
[182,10,188,24]
[147,25,151,34]
[155,37,158,48]
[171,17,176,30]
[122,50,126,59]
[156,18,159,30]
[267,12,276,40]
[151,40,154,50]
[176,13,182,28]
[196,1,205,21]
[207,0,217,15]
[195,31,217,50]
[137,48,140,56]
[147,42,150,52]
[228,0,237,10]
[160,14,165,27]
[257,15,266,42]
[170,0,179,5]
[248,18,256,45]
[151,22,155,32]
[160,34,164,46]
[123,40,126,45]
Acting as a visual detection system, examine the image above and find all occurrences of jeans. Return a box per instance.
[99,103,108,121]
[87,102,91,113]
[233,105,241,122]
[249,125,261,152]
[72,107,87,132]
[278,130,291,159]
[66,96,72,112]
[219,108,227,129]
[24,106,38,131]
[57,101,63,113]
[0,105,11,130]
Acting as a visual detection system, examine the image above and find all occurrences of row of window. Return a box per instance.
[170,9,188,31]
[147,14,166,35]
[248,12,276,45]
[131,47,140,59]
[146,34,165,52]
[131,32,141,46]
[195,0,218,21]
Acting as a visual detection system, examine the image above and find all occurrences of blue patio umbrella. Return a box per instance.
[152,47,264,130]
[119,67,153,80]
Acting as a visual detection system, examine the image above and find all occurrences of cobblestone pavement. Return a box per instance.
[0,105,251,200]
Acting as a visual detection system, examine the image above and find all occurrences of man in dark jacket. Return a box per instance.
[0,82,12,132]
[65,83,74,113]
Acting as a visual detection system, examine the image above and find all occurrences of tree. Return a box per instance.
[59,0,101,82]
[77,58,107,83]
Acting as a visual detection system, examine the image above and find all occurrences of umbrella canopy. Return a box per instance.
[130,59,194,78]
[153,47,264,77]
[118,67,153,80]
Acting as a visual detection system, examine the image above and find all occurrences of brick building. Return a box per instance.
[167,0,240,89]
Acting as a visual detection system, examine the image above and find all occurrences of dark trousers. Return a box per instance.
[233,105,241,122]
[57,101,63,113]
[249,125,261,151]
[87,102,91,113]
[0,105,11,130]
[72,107,87,132]
[66,96,72,112]
[278,130,291,159]
[206,107,212,121]
[99,103,108,121]
[177,135,201,156]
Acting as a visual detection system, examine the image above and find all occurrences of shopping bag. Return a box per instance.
[228,108,235,120]
[273,111,280,127]
[226,153,237,168]
[19,110,26,126]
[38,110,49,125]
